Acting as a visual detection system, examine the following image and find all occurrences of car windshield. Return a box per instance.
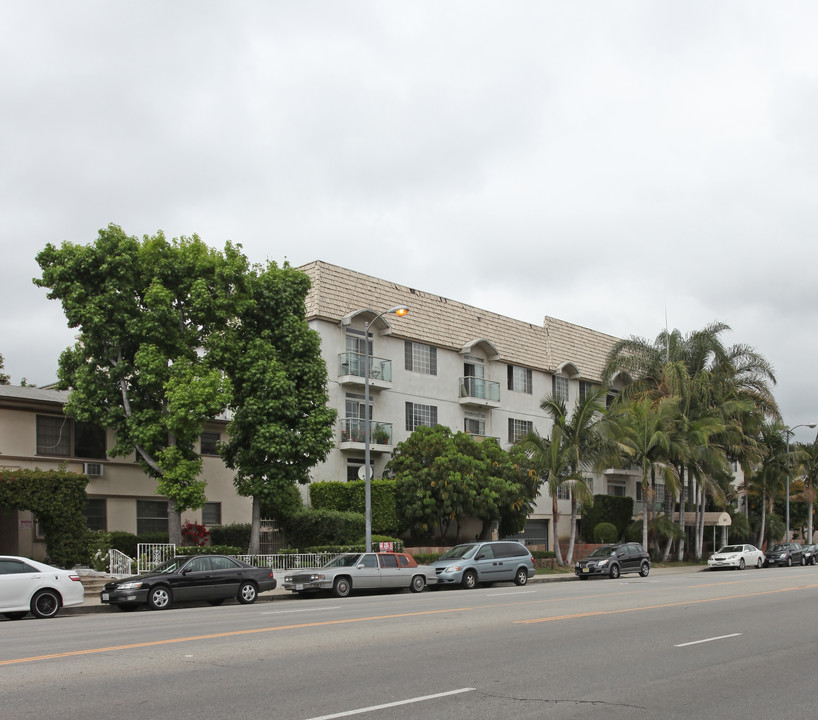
[768,544,788,552]
[587,545,616,558]
[146,558,187,574]
[719,546,743,553]
[324,554,363,568]
[439,544,478,560]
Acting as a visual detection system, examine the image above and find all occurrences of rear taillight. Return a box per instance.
[69,574,82,582]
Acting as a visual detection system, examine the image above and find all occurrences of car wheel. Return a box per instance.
[514,567,529,586]
[333,577,351,598]
[787,557,793,567]
[31,589,61,619]
[639,561,650,577]
[756,558,763,568]
[147,585,171,610]
[410,575,425,593]
[609,564,621,580]
[208,599,225,606]
[3,612,27,620]
[738,558,745,571]
[237,582,258,604]
[800,556,806,566]
[461,570,478,589]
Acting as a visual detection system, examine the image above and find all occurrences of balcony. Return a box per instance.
[458,376,501,408]
[338,352,392,390]
[466,434,500,443]
[338,418,394,453]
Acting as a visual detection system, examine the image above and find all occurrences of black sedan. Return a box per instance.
[764,543,805,567]
[100,555,276,611]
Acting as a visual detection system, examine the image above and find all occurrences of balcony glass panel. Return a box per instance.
[459,376,500,402]
[338,352,392,382]
[340,418,393,445]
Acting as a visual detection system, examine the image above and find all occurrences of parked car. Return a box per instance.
[282,552,436,597]
[428,541,536,589]
[764,543,805,567]
[803,544,818,566]
[0,555,85,620]
[707,544,764,570]
[100,555,276,611]
[575,542,651,580]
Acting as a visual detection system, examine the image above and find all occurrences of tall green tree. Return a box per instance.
[795,436,818,544]
[35,224,245,543]
[0,353,9,384]
[214,262,336,554]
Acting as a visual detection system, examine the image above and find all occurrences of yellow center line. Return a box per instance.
[515,582,818,623]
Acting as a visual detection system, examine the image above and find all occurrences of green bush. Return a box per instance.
[310,479,398,536]
[281,508,365,548]
[107,531,169,558]
[581,494,634,543]
[210,523,251,549]
[594,522,619,543]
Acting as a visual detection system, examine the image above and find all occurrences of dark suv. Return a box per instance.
[575,542,651,580]
[764,543,805,567]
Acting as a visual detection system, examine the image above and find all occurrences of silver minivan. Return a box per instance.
[429,541,536,589]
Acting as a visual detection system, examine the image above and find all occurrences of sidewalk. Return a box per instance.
[63,564,705,616]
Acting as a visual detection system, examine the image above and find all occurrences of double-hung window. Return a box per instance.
[405,342,437,375]
[508,418,533,444]
[552,375,569,404]
[507,366,532,394]
[406,402,438,432]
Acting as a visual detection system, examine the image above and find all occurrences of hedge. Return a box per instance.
[310,479,398,536]
[0,469,88,567]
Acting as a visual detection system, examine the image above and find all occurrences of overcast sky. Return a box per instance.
[2,1,817,441]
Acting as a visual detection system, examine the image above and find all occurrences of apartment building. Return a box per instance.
[0,384,250,559]
[300,261,642,545]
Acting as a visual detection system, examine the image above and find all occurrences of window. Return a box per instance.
[405,341,437,375]
[379,554,398,568]
[606,391,618,409]
[557,484,571,500]
[84,498,107,531]
[406,402,438,431]
[0,559,36,575]
[136,500,168,536]
[203,502,222,526]
[579,380,595,403]
[552,375,569,404]
[345,393,372,421]
[464,411,486,436]
[508,418,533,444]
[36,415,106,458]
[507,366,532,394]
[200,431,220,455]
[608,482,626,497]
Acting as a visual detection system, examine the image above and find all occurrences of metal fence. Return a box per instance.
[136,543,178,573]
[108,548,133,576]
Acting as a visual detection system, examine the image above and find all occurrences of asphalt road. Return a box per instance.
[2,565,817,720]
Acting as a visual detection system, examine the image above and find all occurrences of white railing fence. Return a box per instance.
[114,546,337,575]
[108,548,133,576]
[137,543,178,573]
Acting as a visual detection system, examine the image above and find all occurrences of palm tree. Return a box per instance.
[540,388,609,563]
[517,425,579,567]
[605,395,681,550]
[795,437,818,544]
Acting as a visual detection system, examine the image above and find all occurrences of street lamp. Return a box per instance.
[785,423,817,541]
[363,305,408,552]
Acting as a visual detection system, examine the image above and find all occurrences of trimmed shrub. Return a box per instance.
[581,495,634,542]
[210,523,251,549]
[282,508,365,548]
[310,479,398,536]
[594,522,618,543]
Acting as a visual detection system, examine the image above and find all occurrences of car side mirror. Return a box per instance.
[476,553,486,560]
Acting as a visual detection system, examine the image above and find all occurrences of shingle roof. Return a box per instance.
[300,261,619,382]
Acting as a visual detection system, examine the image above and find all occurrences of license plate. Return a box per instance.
[101,593,109,601]
[582,568,589,573]
[295,584,303,591]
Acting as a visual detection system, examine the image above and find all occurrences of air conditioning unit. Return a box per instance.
[83,463,104,477]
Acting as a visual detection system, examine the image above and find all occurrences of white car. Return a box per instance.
[0,555,85,619]
[707,544,765,571]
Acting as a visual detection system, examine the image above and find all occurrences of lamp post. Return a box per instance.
[363,305,408,552]
[785,423,817,541]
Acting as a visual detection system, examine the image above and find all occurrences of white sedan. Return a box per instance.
[0,555,85,619]
[707,544,765,570]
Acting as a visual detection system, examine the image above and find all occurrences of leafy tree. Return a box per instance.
[794,437,818,543]
[214,263,336,554]
[0,353,9,384]
[387,425,534,543]
[35,224,244,543]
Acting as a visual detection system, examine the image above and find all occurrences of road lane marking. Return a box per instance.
[304,688,475,719]
[675,633,742,647]
[515,582,818,624]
